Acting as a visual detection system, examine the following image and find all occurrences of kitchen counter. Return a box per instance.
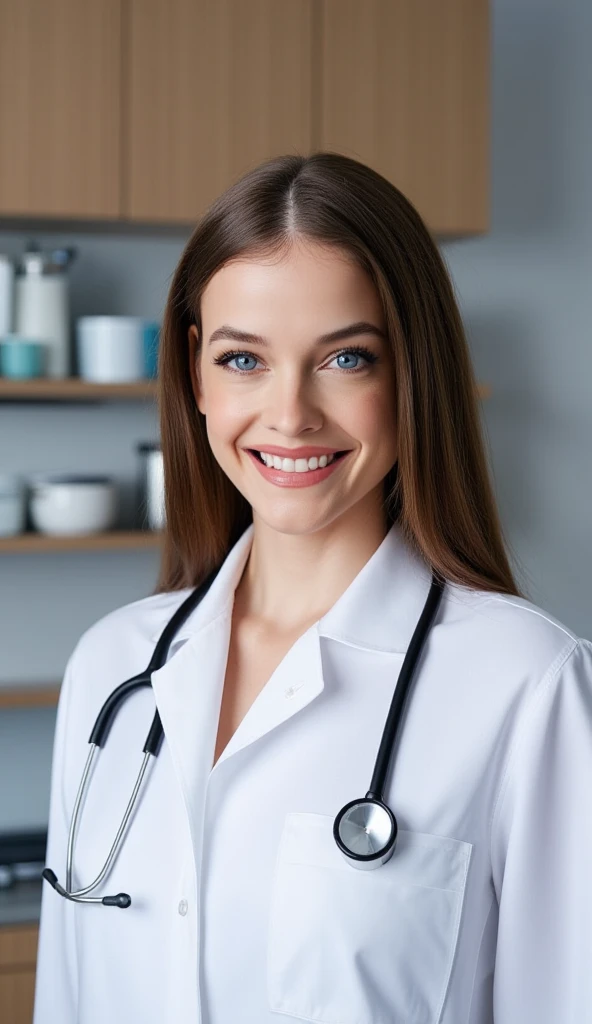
[0,878,42,926]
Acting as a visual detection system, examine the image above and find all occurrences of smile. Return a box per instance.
[253,450,341,472]
[245,448,351,488]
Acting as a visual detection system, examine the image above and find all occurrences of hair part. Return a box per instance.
[156,151,526,600]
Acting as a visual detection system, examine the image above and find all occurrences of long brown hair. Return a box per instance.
[156,152,525,599]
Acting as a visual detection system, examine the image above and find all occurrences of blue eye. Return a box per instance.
[334,351,363,370]
[212,345,378,375]
[221,352,259,372]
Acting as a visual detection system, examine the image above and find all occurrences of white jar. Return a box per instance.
[14,248,76,379]
[77,316,146,383]
[0,474,26,537]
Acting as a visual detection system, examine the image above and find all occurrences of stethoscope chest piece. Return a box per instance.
[333,796,397,870]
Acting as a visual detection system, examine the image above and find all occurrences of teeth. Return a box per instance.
[257,451,336,472]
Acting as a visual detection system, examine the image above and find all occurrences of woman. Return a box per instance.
[34,152,592,1024]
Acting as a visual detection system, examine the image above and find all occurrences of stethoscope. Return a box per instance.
[43,553,444,908]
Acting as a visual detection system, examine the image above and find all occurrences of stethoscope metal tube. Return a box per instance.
[43,553,445,905]
[43,565,222,908]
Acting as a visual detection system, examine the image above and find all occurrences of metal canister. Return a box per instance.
[136,442,165,530]
[0,255,14,336]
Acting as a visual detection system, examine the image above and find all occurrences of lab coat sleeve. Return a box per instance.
[33,645,80,1024]
[490,637,592,1022]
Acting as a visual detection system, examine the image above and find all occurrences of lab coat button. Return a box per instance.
[178,899,188,916]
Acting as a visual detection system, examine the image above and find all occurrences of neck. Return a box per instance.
[235,495,391,633]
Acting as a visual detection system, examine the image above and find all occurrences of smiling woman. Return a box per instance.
[34,152,592,1024]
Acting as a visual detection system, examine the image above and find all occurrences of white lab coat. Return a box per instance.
[33,520,592,1024]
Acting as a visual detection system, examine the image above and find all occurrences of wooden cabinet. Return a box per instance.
[0,925,38,1024]
[0,0,121,218]
[319,0,489,234]
[126,0,314,221]
[0,0,489,234]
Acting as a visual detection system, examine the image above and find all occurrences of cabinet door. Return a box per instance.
[0,969,36,1024]
[126,0,313,222]
[0,924,38,1024]
[319,0,489,234]
[0,0,121,218]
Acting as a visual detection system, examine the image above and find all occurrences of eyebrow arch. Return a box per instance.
[207,320,386,348]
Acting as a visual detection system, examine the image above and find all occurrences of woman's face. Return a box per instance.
[189,238,398,536]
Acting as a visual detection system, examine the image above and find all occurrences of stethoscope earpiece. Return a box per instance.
[333,796,398,870]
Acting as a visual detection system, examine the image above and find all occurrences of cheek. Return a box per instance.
[201,382,245,436]
[202,393,254,463]
[349,384,397,444]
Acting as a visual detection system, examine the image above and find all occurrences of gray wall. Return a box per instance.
[1,0,590,831]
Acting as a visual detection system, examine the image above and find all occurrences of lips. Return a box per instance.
[244,446,351,487]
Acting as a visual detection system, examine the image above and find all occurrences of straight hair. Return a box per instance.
[156,152,525,600]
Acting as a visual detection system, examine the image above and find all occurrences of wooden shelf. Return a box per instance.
[0,379,157,401]
[0,379,491,402]
[0,530,162,554]
[0,686,60,709]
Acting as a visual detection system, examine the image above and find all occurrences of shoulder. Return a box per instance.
[441,581,585,688]
[67,588,194,677]
[444,581,580,644]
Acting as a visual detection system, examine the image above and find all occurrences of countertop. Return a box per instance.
[0,878,42,927]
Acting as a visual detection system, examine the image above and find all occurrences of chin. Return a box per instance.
[250,502,349,538]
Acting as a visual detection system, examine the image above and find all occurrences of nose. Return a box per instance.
[260,370,324,436]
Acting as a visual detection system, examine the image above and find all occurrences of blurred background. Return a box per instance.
[0,0,590,1016]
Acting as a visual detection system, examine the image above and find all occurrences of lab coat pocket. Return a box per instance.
[267,812,473,1024]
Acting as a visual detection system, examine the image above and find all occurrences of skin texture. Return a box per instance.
[188,237,398,633]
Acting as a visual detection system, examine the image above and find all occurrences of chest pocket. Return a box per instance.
[267,812,473,1024]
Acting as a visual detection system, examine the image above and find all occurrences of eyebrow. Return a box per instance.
[207,320,386,348]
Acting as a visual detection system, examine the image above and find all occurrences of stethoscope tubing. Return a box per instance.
[366,574,444,803]
[88,563,222,753]
[332,573,444,868]
[43,564,223,906]
[43,554,445,903]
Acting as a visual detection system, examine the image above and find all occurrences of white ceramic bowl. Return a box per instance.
[29,475,117,536]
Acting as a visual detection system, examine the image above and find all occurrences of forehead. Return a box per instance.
[200,240,384,333]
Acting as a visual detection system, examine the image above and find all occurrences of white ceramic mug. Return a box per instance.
[76,316,146,383]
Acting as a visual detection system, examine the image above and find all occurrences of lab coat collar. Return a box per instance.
[150,518,433,657]
[149,519,434,851]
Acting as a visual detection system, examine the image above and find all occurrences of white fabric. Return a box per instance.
[33,520,592,1023]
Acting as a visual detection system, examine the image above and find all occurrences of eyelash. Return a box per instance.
[211,344,379,375]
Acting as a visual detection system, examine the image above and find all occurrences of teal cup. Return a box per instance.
[143,322,160,378]
[0,336,46,378]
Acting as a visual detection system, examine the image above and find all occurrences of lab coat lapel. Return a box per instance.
[150,611,325,843]
[148,523,325,846]
[215,623,325,766]
[149,525,253,847]
[150,612,232,850]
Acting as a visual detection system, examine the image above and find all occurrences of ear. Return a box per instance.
[188,324,206,416]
